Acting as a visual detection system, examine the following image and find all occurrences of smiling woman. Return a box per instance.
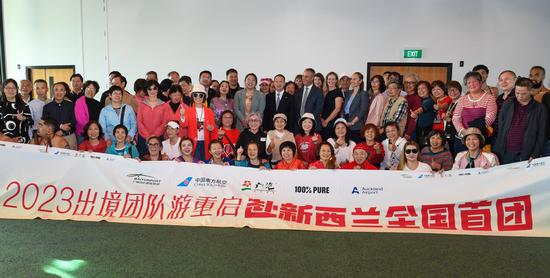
[0,79,33,143]
[142,136,169,161]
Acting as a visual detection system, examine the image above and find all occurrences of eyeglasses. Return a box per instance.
[148,143,160,147]
[192,93,205,98]
[405,149,418,154]
[147,87,158,91]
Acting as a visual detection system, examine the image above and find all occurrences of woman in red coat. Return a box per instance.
[181,84,218,161]
[162,84,188,138]
[274,141,307,170]
[294,113,322,166]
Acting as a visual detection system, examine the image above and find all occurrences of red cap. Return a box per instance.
[353,144,369,153]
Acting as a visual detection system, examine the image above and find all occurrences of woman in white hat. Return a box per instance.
[295,112,322,166]
[162,120,182,160]
[180,84,218,161]
[266,113,295,164]
[452,127,499,169]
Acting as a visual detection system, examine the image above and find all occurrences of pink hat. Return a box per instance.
[260,78,272,85]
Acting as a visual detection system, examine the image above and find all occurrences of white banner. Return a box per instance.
[1,142,549,237]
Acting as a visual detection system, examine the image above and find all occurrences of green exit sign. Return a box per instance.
[404,49,423,58]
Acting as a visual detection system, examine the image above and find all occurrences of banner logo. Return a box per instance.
[177,177,193,187]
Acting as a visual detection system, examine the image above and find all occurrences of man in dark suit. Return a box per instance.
[264,74,295,132]
[294,68,324,132]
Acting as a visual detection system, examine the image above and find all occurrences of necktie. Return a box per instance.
[276,93,281,110]
[300,87,309,116]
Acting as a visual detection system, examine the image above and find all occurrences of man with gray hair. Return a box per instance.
[383,72,407,98]
[19,79,33,103]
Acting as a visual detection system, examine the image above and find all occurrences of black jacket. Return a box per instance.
[494,99,548,159]
[263,91,295,132]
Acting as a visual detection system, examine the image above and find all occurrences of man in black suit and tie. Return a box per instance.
[295,68,324,132]
[263,74,295,132]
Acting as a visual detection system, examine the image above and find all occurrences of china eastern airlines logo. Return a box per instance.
[177,177,193,187]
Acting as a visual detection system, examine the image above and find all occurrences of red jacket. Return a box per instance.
[341,160,378,170]
[274,158,307,170]
[137,99,167,139]
[295,133,322,164]
[162,101,189,138]
[181,105,218,160]
[356,142,385,166]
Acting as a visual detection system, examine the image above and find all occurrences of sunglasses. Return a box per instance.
[405,149,418,154]
[192,93,206,98]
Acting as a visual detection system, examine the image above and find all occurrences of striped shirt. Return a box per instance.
[452,92,497,134]
[419,146,454,171]
[505,100,530,152]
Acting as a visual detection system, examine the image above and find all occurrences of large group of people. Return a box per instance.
[1,65,549,172]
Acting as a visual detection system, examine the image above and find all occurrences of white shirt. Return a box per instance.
[196,107,205,141]
[403,162,432,172]
[162,137,181,160]
[380,137,407,170]
[327,138,356,166]
[275,90,284,108]
[300,85,313,115]
[28,98,49,131]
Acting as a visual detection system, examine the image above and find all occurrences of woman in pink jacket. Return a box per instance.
[137,79,166,156]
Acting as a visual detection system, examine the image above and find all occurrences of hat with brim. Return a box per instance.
[166,121,180,129]
[461,127,485,146]
[299,113,315,124]
[191,84,206,94]
[273,113,287,122]
[333,118,348,128]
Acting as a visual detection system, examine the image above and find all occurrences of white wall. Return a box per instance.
[3,0,84,81]
[4,0,550,88]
